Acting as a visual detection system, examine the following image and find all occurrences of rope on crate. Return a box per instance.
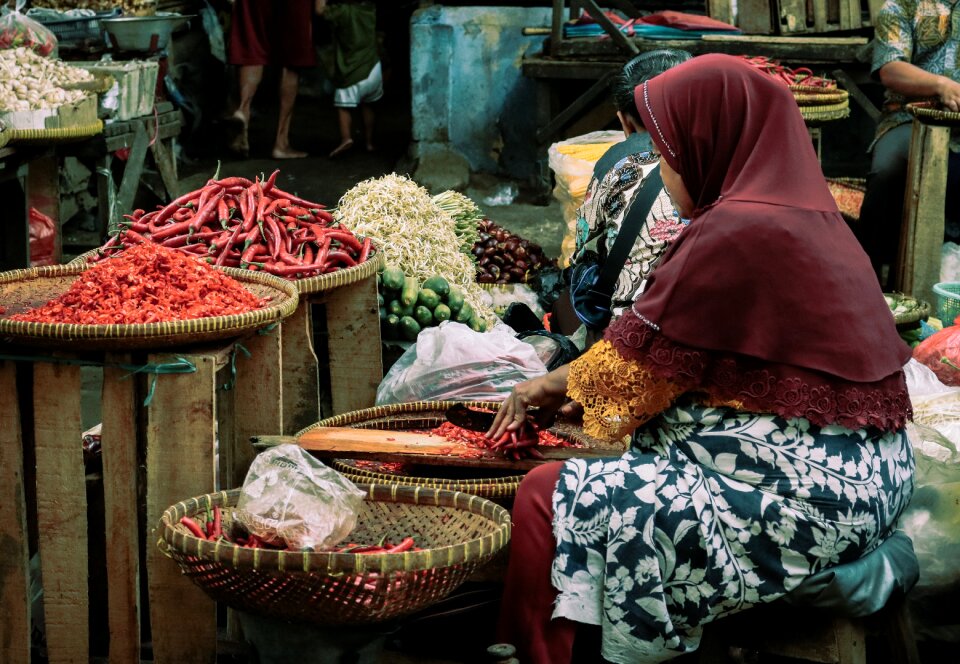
[221,343,251,392]
[0,352,197,407]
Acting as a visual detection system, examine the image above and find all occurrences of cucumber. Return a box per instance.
[387,299,403,317]
[398,301,416,317]
[469,317,484,332]
[400,276,419,307]
[417,288,440,310]
[381,265,405,291]
[414,305,434,328]
[455,301,475,324]
[399,315,421,341]
[433,303,452,323]
[382,314,400,338]
[422,276,450,298]
[445,286,464,314]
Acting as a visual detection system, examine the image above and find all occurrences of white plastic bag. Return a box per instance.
[234,445,366,551]
[376,321,547,404]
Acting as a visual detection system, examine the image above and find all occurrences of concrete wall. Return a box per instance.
[410,5,552,180]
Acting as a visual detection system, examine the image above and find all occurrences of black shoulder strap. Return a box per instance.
[593,164,663,296]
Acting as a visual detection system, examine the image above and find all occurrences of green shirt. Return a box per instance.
[324,4,378,89]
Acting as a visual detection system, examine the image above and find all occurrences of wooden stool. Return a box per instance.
[895,117,951,306]
[697,596,920,664]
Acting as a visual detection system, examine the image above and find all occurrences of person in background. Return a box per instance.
[854,0,960,287]
[227,0,314,159]
[316,0,381,157]
[572,49,691,322]
[490,54,914,664]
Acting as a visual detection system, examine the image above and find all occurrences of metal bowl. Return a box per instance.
[101,13,193,52]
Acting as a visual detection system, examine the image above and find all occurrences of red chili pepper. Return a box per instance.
[386,537,415,553]
[211,506,221,540]
[358,237,372,263]
[180,517,207,539]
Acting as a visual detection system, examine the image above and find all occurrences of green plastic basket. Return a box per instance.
[933,282,960,325]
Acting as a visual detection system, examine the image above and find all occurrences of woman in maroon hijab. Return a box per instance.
[490,54,914,664]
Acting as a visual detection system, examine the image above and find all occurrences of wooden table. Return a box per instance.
[895,118,952,307]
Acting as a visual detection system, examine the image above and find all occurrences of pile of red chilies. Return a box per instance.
[429,421,576,462]
[179,508,418,553]
[739,55,836,89]
[93,169,372,279]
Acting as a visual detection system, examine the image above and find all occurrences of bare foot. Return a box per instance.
[271,147,308,159]
[229,110,249,157]
[329,139,354,158]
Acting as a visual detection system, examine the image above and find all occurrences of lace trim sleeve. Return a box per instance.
[568,340,691,441]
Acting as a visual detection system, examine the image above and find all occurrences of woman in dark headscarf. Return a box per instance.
[491,54,915,664]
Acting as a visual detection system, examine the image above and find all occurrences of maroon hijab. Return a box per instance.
[630,54,909,381]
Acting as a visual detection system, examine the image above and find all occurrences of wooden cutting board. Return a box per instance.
[252,427,624,471]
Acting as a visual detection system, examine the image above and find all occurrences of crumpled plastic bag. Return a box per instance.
[0,1,56,56]
[376,321,548,404]
[29,207,56,266]
[233,445,366,551]
[912,325,960,386]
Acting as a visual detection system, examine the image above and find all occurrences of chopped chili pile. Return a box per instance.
[10,242,270,325]
[421,421,579,460]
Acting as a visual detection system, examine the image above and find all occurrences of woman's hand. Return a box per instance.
[487,365,574,441]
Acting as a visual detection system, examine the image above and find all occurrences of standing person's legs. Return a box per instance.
[273,67,307,159]
[854,123,913,288]
[331,107,354,157]
[361,104,375,152]
[497,462,578,664]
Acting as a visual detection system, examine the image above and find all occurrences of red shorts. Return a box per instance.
[227,0,316,68]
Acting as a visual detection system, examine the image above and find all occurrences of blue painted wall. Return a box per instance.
[410,5,552,179]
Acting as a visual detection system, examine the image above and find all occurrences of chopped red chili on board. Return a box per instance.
[10,242,270,325]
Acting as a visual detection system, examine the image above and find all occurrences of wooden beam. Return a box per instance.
[578,0,639,55]
[536,71,615,144]
[550,0,564,56]
[115,123,149,219]
[280,301,320,435]
[832,68,881,123]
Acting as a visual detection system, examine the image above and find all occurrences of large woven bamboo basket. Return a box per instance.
[7,120,104,143]
[158,485,511,625]
[801,102,850,123]
[907,101,960,127]
[300,401,621,500]
[294,244,384,295]
[0,263,298,350]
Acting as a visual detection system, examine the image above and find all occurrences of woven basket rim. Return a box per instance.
[295,247,383,294]
[8,120,104,143]
[159,485,512,574]
[907,101,960,125]
[331,459,525,494]
[0,263,299,346]
[793,90,849,106]
[788,84,840,93]
[933,282,960,297]
[801,104,850,123]
[884,292,932,325]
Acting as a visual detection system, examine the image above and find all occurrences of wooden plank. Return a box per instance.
[896,120,950,307]
[550,0,564,56]
[255,432,623,470]
[736,0,776,34]
[145,352,217,664]
[100,353,141,664]
[280,300,320,435]
[115,123,149,218]
[96,153,117,236]
[325,274,383,416]
[867,0,885,24]
[33,361,88,664]
[0,362,31,664]
[231,328,283,488]
[549,35,868,63]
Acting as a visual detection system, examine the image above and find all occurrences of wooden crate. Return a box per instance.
[281,271,384,435]
[0,94,98,131]
[738,0,866,35]
[0,329,282,664]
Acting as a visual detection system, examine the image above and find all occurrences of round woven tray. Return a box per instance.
[792,89,849,106]
[0,263,299,350]
[801,102,850,123]
[907,101,960,127]
[788,84,840,94]
[158,485,511,625]
[8,120,104,144]
[885,292,932,326]
[301,400,619,499]
[295,246,383,295]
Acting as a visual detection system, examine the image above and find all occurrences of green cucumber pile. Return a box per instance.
[379,264,487,341]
